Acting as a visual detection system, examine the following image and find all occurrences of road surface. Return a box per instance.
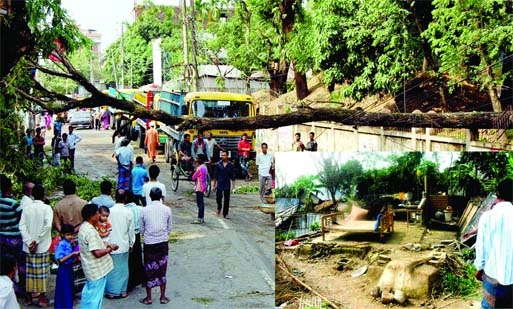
[24,126,275,309]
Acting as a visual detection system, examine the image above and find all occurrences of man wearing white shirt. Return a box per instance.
[115,139,134,190]
[142,165,166,205]
[104,189,135,299]
[474,178,513,309]
[66,126,82,169]
[20,182,34,209]
[256,143,273,203]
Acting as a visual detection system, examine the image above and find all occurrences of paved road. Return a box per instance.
[27,127,275,309]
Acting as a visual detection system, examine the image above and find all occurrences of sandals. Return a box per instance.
[106,292,128,299]
[160,297,170,304]
[139,297,152,305]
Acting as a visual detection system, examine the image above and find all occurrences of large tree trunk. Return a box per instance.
[294,65,309,99]
[268,61,288,95]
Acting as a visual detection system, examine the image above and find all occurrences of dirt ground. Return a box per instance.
[276,219,483,309]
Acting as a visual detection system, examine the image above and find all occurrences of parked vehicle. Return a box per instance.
[68,110,93,129]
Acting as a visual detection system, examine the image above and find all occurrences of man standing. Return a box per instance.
[90,180,115,209]
[0,175,27,301]
[237,133,252,181]
[78,203,119,309]
[305,131,318,152]
[205,132,224,163]
[213,151,236,219]
[292,132,305,152]
[139,187,172,305]
[132,156,149,206]
[474,178,513,309]
[105,189,134,299]
[115,139,134,190]
[33,127,45,164]
[256,143,274,203]
[144,122,159,163]
[53,179,87,234]
[67,125,82,169]
[142,165,167,206]
[19,185,53,307]
[20,181,35,209]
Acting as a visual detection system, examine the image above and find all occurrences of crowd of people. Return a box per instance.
[0,174,173,308]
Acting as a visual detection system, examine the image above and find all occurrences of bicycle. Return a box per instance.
[170,153,211,197]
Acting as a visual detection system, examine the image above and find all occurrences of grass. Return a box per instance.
[192,297,213,305]
[168,231,187,244]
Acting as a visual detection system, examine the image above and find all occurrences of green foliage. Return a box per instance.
[310,221,320,231]
[316,156,362,207]
[233,185,259,194]
[440,263,479,296]
[275,231,295,242]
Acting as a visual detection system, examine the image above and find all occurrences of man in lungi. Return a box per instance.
[19,184,53,307]
[139,187,172,305]
[115,138,134,190]
[104,189,134,299]
[78,203,119,309]
[474,178,513,309]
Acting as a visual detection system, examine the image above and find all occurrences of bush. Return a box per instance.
[310,221,320,231]
[275,231,295,242]
[440,263,479,296]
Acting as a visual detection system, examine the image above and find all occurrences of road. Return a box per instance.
[29,126,275,309]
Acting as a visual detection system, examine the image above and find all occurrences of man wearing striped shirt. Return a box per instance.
[474,178,513,309]
[0,174,27,301]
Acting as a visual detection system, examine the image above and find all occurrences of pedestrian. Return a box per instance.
[24,128,34,159]
[53,224,80,309]
[78,203,119,309]
[292,132,305,151]
[67,125,82,169]
[19,184,53,307]
[53,114,63,137]
[45,112,52,134]
[256,143,274,203]
[238,133,253,181]
[191,130,210,161]
[124,191,145,292]
[53,179,87,234]
[142,165,167,205]
[105,189,134,299]
[59,133,71,171]
[115,138,134,190]
[92,109,101,131]
[95,206,112,242]
[0,174,27,301]
[139,187,172,305]
[132,156,149,206]
[101,109,110,130]
[213,151,236,219]
[33,127,45,164]
[305,131,318,151]
[0,255,20,309]
[474,178,513,309]
[51,132,62,166]
[20,181,35,210]
[178,133,193,175]
[144,122,159,163]
[205,132,224,163]
[90,180,115,209]
[191,154,208,224]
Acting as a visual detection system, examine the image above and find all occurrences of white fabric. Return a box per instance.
[19,200,53,253]
[107,203,135,254]
[0,276,20,309]
[142,181,167,205]
[256,152,273,177]
[67,132,82,149]
[474,201,513,285]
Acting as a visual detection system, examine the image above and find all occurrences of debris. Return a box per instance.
[336,258,352,271]
[394,290,407,304]
[370,286,381,298]
[351,265,368,278]
[224,275,233,279]
[284,239,298,246]
[381,291,394,304]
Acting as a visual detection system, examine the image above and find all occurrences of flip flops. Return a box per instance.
[139,297,152,305]
[160,297,170,304]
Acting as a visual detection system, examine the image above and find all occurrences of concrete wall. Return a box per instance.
[255,122,513,152]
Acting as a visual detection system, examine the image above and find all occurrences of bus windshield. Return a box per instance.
[192,100,251,118]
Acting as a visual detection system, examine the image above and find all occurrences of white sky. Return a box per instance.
[61,0,180,51]
[275,152,460,187]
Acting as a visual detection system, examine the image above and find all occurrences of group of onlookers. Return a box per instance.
[0,174,172,308]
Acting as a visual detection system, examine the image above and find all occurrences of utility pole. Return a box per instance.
[120,22,125,89]
[110,48,118,88]
[182,0,191,91]
[189,0,199,91]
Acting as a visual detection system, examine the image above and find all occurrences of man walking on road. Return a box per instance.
[256,143,274,203]
[474,178,513,309]
[213,151,236,219]
[67,126,82,169]
[144,122,159,163]
[139,187,172,305]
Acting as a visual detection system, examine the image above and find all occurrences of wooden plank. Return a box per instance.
[460,204,479,234]
[457,200,476,229]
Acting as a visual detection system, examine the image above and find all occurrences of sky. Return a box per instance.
[61,0,180,51]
